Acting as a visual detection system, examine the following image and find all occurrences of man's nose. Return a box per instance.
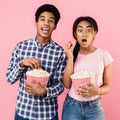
[44,20,49,25]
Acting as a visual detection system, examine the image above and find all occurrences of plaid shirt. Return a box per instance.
[6,38,66,120]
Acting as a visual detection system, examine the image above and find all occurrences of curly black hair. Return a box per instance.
[35,4,61,26]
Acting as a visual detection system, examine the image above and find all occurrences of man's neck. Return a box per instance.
[36,35,51,46]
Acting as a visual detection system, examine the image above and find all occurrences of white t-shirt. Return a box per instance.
[68,48,113,101]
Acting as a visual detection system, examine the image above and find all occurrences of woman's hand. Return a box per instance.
[64,41,74,59]
[76,83,100,98]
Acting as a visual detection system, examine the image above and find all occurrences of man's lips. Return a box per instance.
[41,27,50,33]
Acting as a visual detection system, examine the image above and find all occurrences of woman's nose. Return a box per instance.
[82,31,87,36]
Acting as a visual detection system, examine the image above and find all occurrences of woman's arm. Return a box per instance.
[98,63,113,95]
[63,42,74,89]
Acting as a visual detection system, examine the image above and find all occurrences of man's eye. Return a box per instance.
[40,18,45,21]
[49,19,55,23]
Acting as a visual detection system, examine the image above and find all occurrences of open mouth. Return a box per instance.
[41,27,50,33]
[82,39,87,42]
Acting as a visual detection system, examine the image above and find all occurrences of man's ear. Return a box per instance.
[54,25,57,30]
[35,22,37,27]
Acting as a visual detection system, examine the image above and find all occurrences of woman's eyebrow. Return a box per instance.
[77,25,92,28]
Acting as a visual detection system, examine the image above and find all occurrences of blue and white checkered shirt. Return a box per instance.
[6,38,66,120]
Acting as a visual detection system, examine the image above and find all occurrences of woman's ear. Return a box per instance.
[92,31,97,40]
[74,32,77,39]
[94,31,97,37]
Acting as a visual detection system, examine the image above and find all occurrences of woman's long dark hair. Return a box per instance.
[73,42,80,62]
[72,16,98,62]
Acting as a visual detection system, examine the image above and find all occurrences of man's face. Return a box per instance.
[35,11,56,40]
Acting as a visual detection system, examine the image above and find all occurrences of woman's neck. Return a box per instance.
[79,46,97,55]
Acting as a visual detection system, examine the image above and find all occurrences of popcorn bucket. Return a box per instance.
[71,77,95,91]
[26,69,50,87]
[70,71,96,92]
[26,75,49,87]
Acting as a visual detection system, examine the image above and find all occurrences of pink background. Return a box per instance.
[0,0,120,120]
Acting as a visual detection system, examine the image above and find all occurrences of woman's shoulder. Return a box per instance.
[97,48,114,65]
[96,48,112,56]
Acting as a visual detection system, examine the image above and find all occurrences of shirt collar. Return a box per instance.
[34,37,54,48]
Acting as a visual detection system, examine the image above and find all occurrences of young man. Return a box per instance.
[6,4,66,120]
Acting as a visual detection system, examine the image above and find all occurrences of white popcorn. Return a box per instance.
[70,71,95,79]
[26,69,50,77]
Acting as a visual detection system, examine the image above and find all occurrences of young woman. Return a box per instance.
[62,16,113,120]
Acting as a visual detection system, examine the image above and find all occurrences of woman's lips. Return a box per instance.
[82,39,87,42]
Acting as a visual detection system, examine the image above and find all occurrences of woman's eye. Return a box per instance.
[78,29,83,32]
[86,29,91,32]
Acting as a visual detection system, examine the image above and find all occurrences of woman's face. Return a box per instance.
[75,21,96,48]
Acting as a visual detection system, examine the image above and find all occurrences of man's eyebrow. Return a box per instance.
[39,16,55,20]
[39,16,45,18]
[49,17,55,20]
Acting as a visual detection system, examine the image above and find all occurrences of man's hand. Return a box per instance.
[19,57,41,69]
[25,80,47,96]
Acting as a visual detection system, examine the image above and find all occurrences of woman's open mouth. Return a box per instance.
[82,39,87,43]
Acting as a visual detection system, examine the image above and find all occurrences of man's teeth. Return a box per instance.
[42,28,49,31]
